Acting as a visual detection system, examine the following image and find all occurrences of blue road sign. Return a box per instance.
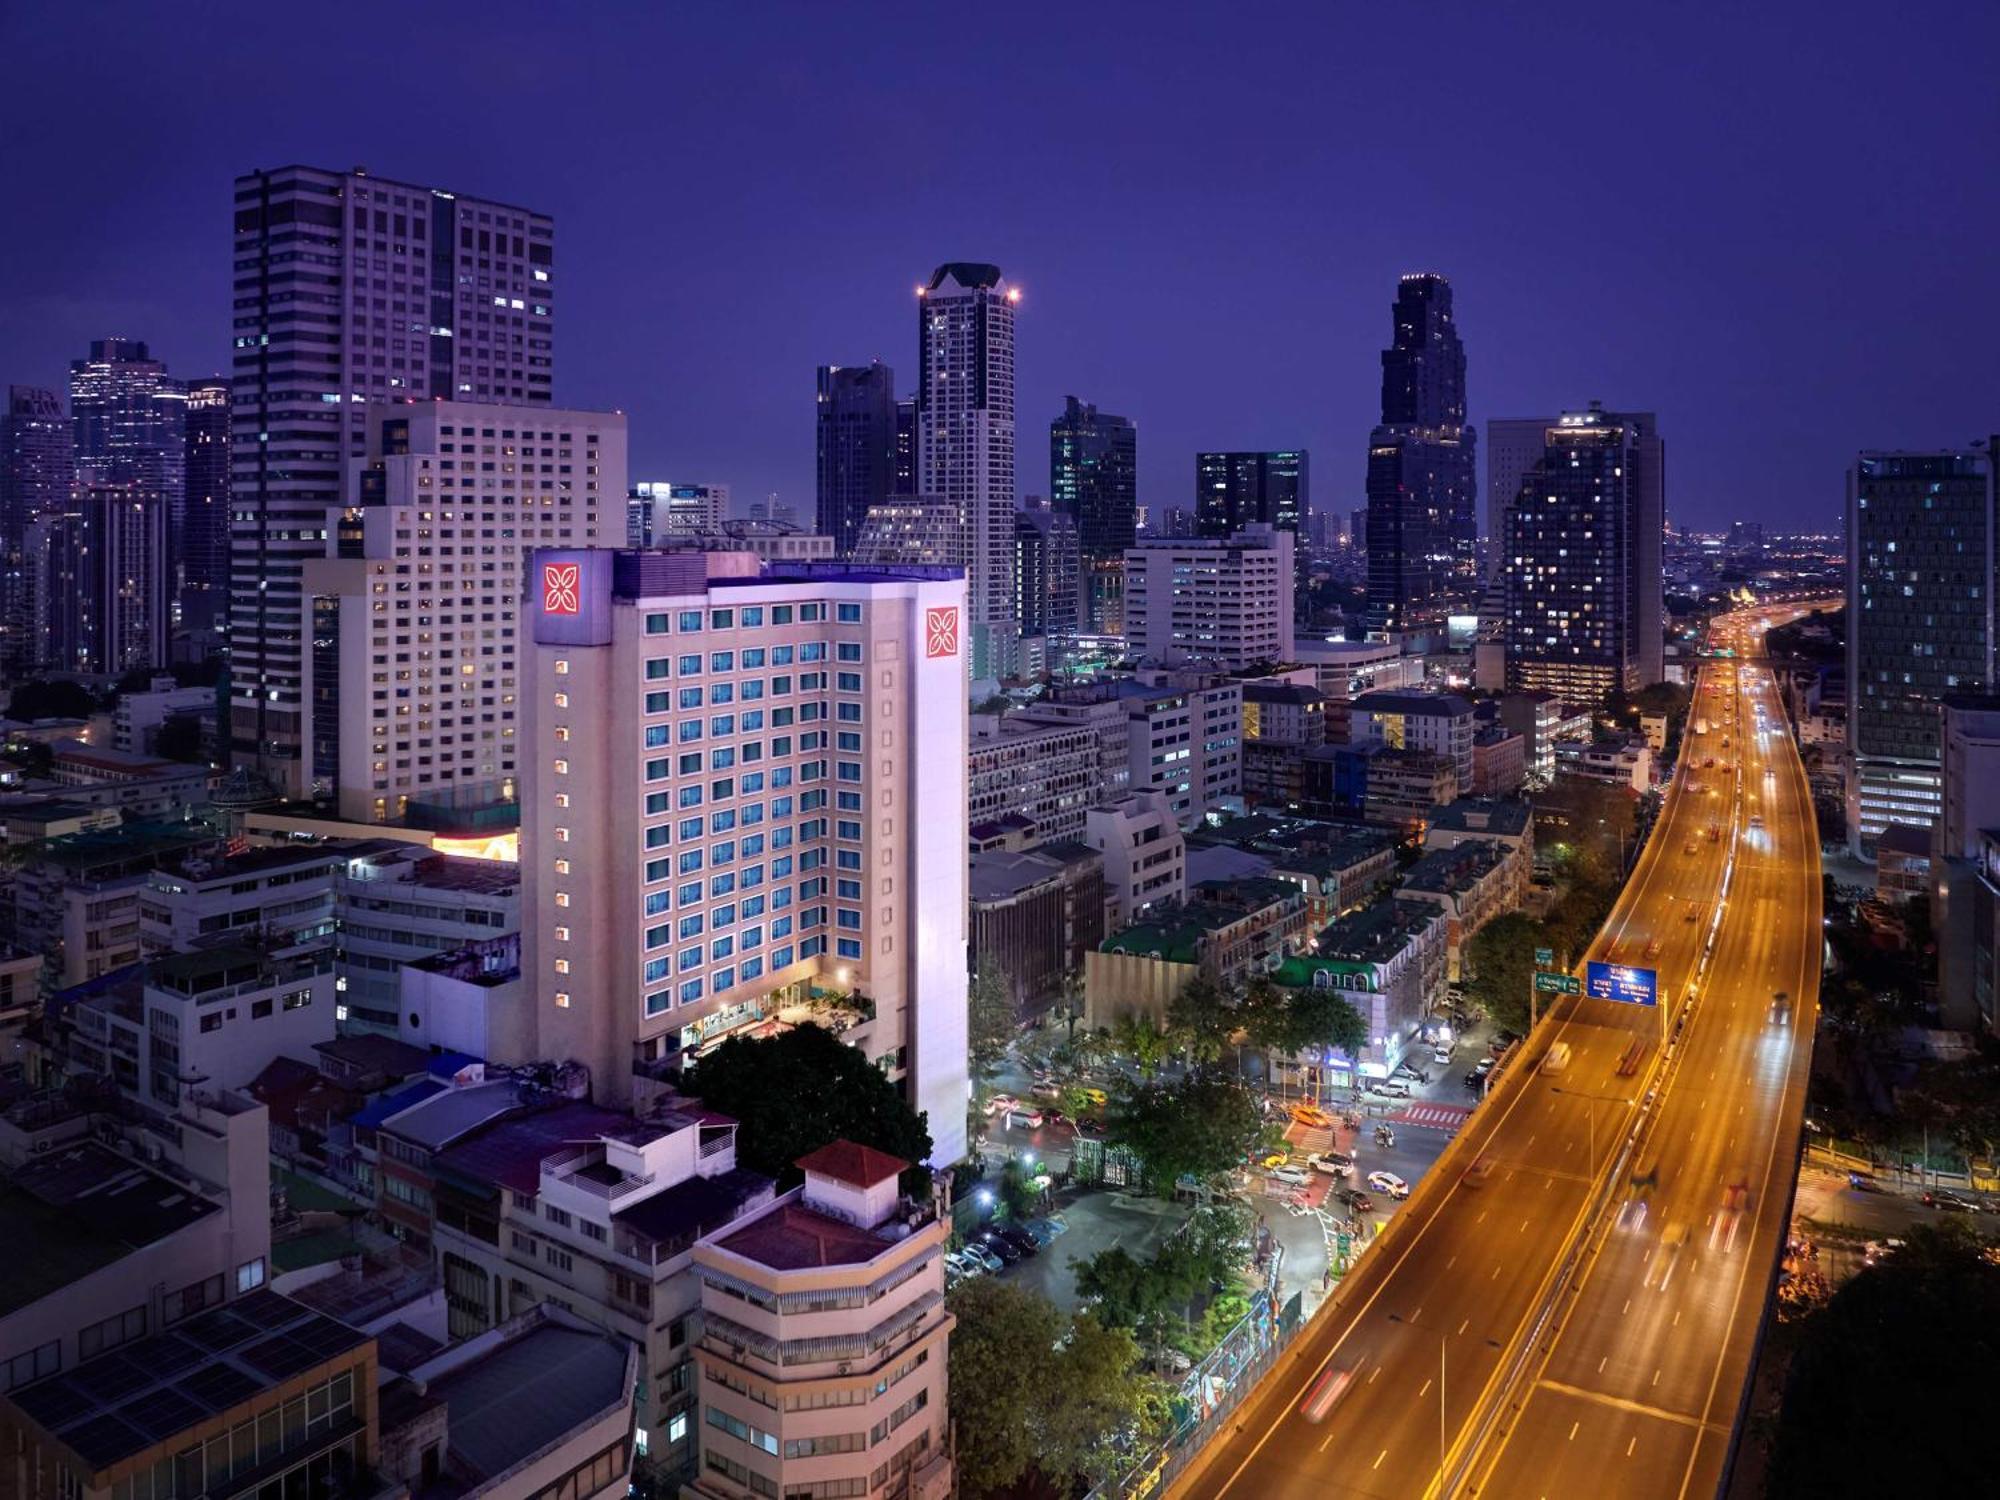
[1586,960,1658,1006]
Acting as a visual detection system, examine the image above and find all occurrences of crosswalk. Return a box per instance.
[1388,1101,1473,1133]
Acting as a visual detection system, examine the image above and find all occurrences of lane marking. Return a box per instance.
[1373,1449,1388,1471]
[1458,1319,1470,1336]
[1536,1378,1729,1433]
[1569,1422,1581,1442]
[1419,1379,1433,1398]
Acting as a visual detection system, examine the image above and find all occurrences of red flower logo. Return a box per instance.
[542,562,581,616]
[926,606,959,659]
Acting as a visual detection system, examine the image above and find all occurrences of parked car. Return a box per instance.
[945,1250,984,1279]
[1370,1080,1412,1099]
[1042,1213,1070,1236]
[1309,1152,1355,1178]
[1021,1220,1057,1247]
[1337,1188,1376,1214]
[1432,1046,1453,1065]
[962,1243,1004,1273]
[993,1226,1040,1256]
[1367,1170,1410,1200]
[983,1093,1020,1116]
[975,1229,1023,1264]
[1270,1164,1311,1187]
[1006,1107,1044,1129]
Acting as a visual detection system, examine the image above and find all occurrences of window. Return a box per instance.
[837,602,862,622]
[4,1340,58,1392]
[545,1204,573,1228]
[78,1305,147,1360]
[236,1258,266,1293]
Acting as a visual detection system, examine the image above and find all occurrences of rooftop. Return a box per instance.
[1877,823,1933,858]
[1353,689,1476,717]
[0,1141,221,1319]
[1103,897,1279,963]
[153,840,362,884]
[430,1100,637,1196]
[312,1032,432,1080]
[417,1315,631,1492]
[968,844,1101,902]
[1428,798,1534,836]
[380,1079,524,1151]
[797,1139,907,1190]
[614,1166,775,1250]
[713,1200,897,1271]
[1314,897,1444,966]
[8,1290,369,1470]
[1401,838,1511,894]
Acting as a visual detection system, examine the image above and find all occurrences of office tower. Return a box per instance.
[181,377,231,637]
[1051,395,1136,635]
[749,495,797,527]
[301,401,623,822]
[917,262,1017,678]
[1847,449,1996,854]
[1502,404,1665,702]
[628,481,728,545]
[1485,416,1550,569]
[58,475,172,673]
[230,165,554,796]
[815,361,897,557]
[894,395,917,494]
[1014,506,1080,645]
[0,385,73,672]
[521,549,971,1163]
[69,337,184,623]
[1123,524,1295,669]
[1363,274,1477,636]
[1195,449,1309,622]
[851,496,970,570]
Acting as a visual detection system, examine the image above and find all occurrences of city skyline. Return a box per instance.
[6,4,1997,535]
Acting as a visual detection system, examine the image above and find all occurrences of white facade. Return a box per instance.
[1084,792,1186,926]
[1351,690,1477,790]
[522,551,971,1163]
[338,844,520,1036]
[1126,680,1244,825]
[302,402,624,822]
[1123,525,1295,669]
[917,264,1016,678]
[630,481,730,543]
[113,679,212,754]
[1292,637,1424,699]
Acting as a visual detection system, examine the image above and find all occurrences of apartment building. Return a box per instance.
[1396,836,1529,980]
[1271,897,1448,1080]
[336,844,520,1036]
[1349,689,1476,789]
[522,550,970,1162]
[1125,678,1243,825]
[688,1141,954,1500]
[1083,792,1186,926]
[1123,524,1295,669]
[966,714,1104,848]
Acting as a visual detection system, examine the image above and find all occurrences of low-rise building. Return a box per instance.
[688,1142,954,1500]
[1125,678,1244,825]
[1560,736,1652,790]
[1269,897,1447,1083]
[1362,748,1458,829]
[1083,793,1185,926]
[1875,822,1932,906]
[1396,837,1529,980]
[1084,878,1309,1027]
[113,677,214,755]
[966,715,1104,850]
[968,843,1107,1011]
[45,739,212,816]
[1424,798,1535,857]
[1290,637,1424,700]
[337,846,521,1037]
[1497,690,1561,784]
[1470,726,1526,797]
[2,820,218,986]
[1350,690,1477,789]
[1240,681,1327,809]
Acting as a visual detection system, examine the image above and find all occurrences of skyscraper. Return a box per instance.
[1051,396,1136,636]
[1501,404,1665,701]
[894,395,917,495]
[1846,449,1997,854]
[67,340,183,673]
[520,549,971,1161]
[229,165,554,796]
[1124,525,1295,669]
[0,385,73,673]
[181,377,231,637]
[917,262,1016,678]
[1195,450,1309,538]
[1014,506,1080,645]
[1363,274,1477,636]
[1484,416,1550,571]
[815,361,896,557]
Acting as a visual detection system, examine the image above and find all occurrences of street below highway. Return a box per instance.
[1172,607,1823,1500]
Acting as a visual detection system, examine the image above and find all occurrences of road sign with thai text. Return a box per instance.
[1585,960,1659,1006]
[1534,971,1581,995]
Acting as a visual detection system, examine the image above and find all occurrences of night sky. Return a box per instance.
[4,0,1997,533]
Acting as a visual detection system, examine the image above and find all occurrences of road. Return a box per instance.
[1172,606,1824,1500]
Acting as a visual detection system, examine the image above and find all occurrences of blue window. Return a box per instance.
[680,913,704,939]
[801,789,827,812]
[646,824,671,849]
[837,849,862,870]
[740,607,763,627]
[710,683,734,705]
[646,613,671,634]
[710,809,736,833]
[646,791,670,815]
[711,936,734,961]
[679,816,703,840]
[800,874,825,894]
[646,691,670,713]
[646,989,672,1016]
[679,880,703,906]
[646,856,672,882]
[647,922,671,948]
[679,752,703,774]
[679,785,703,809]
[680,686,703,709]
[741,924,764,948]
[772,887,793,910]
[712,902,736,927]
[740,742,763,764]
[645,891,671,916]
[771,855,794,878]
[837,602,861,622]
[800,603,823,622]
[678,610,702,632]
[680,977,704,1003]
[802,672,824,691]
[678,654,702,676]
[645,725,669,747]
[771,605,793,624]
[710,651,734,672]
[801,936,827,960]
[771,646,794,666]
[799,702,823,723]
[710,609,733,629]
[679,946,703,973]
[800,642,826,662]
[837,672,861,691]
[712,965,736,992]
[646,658,671,680]
[711,872,737,898]
[645,957,670,981]
[740,804,765,827]
[741,957,765,982]
[801,849,825,871]
[771,767,793,788]
[679,720,703,743]
[800,907,824,929]
[741,895,766,919]
[837,939,862,960]
[712,839,736,864]
[837,790,861,810]
[711,714,735,736]
[771,945,794,969]
[645,758,669,781]
[838,879,861,900]
[771,680,793,700]
[837,820,862,840]
[740,864,765,889]
[679,849,704,874]
[771,916,793,939]
[740,771,764,793]
[771,826,793,849]
[740,681,764,703]
[740,709,765,730]
[837,703,861,723]
[837,909,862,930]
[741,648,766,668]
[838,762,861,781]
[837,643,861,662]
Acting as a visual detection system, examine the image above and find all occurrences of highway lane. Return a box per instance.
[1174,671,1750,1499]
[1466,624,1822,1500]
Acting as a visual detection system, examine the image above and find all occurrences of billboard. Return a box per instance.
[1585,960,1658,1007]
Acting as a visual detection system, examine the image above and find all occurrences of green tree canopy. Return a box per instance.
[152,714,205,764]
[1244,977,1366,1059]
[966,965,1016,1081]
[1165,974,1235,1072]
[1110,1074,1262,1188]
[1465,911,1541,1035]
[5,678,98,722]
[1109,1012,1172,1077]
[682,1023,932,1191]
[947,1279,1157,1499]
[1768,1224,2000,1498]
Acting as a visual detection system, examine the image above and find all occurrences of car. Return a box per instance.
[1309,1152,1355,1178]
[1394,1064,1430,1084]
[1462,1156,1495,1187]
[1432,1045,1453,1065]
[1298,1366,1355,1424]
[1078,1087,1108,1108]
[1269,1164,1310,1187]
[1291,1103,1335,1128]
[1863,1237,1906,1266]
[1030,1082,1062,1101]
[1261,1151,1290,1170]
[1474,1054,1496,1075]
[983,1093,1019,1116]
[1541,1042,1572,1075]
[962,1243,1004,1273]
[1463,1070,1485,1091]
[1074,1116,1107,1138]
[1683,841,1698,856]
[975,1229,1022,1264]
[1337,1188,1376,1214]
[1923,1188,1978,1213]
[1006,1107,1044,1129]
[1019,1221,1057,1248]
[1367,1170,1410,1199]
[1769,992,1792,1026]
[1683,904,1698,922]
[945,1250,984,1279]
[1616,1037,1647,1077]
[1042,1213,1070,1236]
[1370,1080,1412,1098]
[993,1226,1040,1256]
[1644,937,1662,959]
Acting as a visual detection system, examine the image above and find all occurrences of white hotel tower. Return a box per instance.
[522,549,971,1164]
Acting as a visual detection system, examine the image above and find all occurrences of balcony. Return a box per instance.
[540,1144,655,1207]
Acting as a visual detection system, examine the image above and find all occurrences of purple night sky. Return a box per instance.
[3,0,1996,532]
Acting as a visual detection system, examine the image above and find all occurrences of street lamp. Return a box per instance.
[1550,1085,1637,1176]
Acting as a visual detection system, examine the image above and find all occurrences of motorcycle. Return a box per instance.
[1373,1126,1396,1149]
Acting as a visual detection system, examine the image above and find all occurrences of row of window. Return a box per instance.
[641,601,864,634]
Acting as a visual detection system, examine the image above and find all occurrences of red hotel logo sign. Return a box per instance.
[925,606,959,659]
[542,562,581,615]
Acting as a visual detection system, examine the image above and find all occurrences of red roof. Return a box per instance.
[794,1139,907,1189]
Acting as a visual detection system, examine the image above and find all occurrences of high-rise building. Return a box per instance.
[521,549,971,1163]
[1051,396,1135,636]
[1194,450,1308,624]
[1484,417,1549,568]
[70,475,173,673]
[1014,506,1080,646]
[852,496,970,571]
[816,361,896,558]
[1123,524,1295,669]
[1364,275,1477,637]
[1502,404,1665,702]
[69,337,183,649]
[628,481,728,545]
[1847,449,1997,853]
[302,401,623,821]
[917,262,1017,677]
[0,384,73,673]
[894,394,917,495]
[229,165,554,795]
[181,377,231,637]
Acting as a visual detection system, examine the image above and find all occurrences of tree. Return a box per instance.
[966,966,1017,1082]
[1466,911,1542,1035]
[1768,1224,2000,1499]
[1243,979,1365,1059]
[1111,1074,1262,1189]
[947,1280,1157,1499]
[152,714,205,764]
[1165,974,1235,1073]
[1109,1012,1172,1077]
[4,678,97,722]
[682,1024,932,1191]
